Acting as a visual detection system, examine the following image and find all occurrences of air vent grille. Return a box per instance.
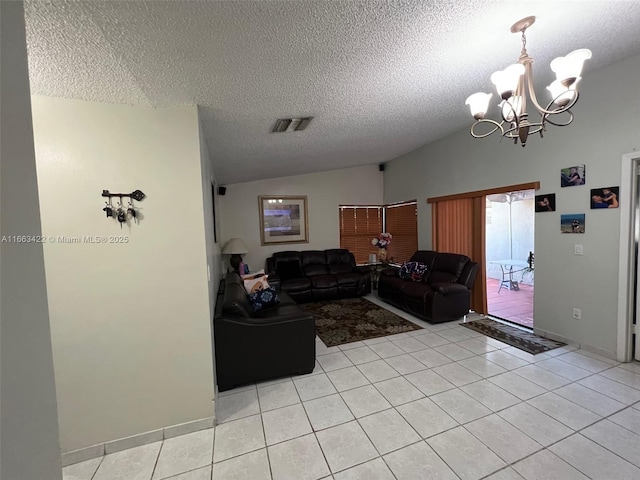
[272,117,313,133]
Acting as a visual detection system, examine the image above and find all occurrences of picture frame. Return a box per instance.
[561,213,585,233]
[590,186,619,209]
[259,195,309,245]
[535,193,556,212]
[211,183,218,243]
[561,164,586,187]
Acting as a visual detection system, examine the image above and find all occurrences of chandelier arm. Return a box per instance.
[469,119,505,139]
[524,62,572,115]
[544,108,575,127]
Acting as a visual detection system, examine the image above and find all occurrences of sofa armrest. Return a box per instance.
[430,282,469,295]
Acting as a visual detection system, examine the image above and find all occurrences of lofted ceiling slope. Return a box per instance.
[24,1,640,184]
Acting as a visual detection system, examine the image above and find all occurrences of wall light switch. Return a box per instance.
[574,244,583,255]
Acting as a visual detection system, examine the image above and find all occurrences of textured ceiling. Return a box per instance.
[24,1,640,185]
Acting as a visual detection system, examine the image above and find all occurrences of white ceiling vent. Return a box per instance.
[272,117,313,133]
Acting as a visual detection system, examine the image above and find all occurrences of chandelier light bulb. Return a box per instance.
[550,49,592,86]
[490,64,525,99]
[465,92,493,119]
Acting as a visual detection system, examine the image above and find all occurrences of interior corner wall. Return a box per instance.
[383,53,640,357]
[30,97,214,453]
[219,165,384,271]
[197,110,222,403]
[0,2,62,478]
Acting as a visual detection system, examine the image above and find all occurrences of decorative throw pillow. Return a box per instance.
[399,261,429,282]
[243,275,270,294]
[248,286,280,311]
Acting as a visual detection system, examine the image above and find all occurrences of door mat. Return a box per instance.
[302,297,423,347]
[460,317,565,355]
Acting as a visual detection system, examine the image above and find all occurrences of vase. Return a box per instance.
[377,248,388,263]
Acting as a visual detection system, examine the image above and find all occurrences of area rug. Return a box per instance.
[302,297,423,347]
[460,317,565,355]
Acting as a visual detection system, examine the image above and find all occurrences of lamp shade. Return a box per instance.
[547,77,580,106]
[465,92,493,119]
[550,49,592,84]
[222,238,249,255]
[490,64,524,98]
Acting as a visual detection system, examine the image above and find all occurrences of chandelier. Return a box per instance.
[465,16,591,147]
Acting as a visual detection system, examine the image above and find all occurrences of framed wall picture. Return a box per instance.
[259,195,309,245]
[561,213,585,233]
[561,164,586,187]
[535,193,556,212]
[590,186,619,209]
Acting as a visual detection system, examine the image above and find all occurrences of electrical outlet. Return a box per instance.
[572,308,582,319]
[574,244,583,255]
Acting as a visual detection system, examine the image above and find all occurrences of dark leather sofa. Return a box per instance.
[265,249,371,303]
[214,272,316,391]
[378,250,479,323]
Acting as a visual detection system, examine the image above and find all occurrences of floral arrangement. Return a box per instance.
[371,232,392,249]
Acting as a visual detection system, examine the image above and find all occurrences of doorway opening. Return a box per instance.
[485,189,535,328]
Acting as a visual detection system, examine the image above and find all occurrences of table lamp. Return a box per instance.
[222,238,249,273]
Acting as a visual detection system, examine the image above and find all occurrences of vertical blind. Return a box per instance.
[339,206,383,264]
[431,197,487,315]
[385,202,418,264]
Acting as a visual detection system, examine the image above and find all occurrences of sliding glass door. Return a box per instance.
[485,190,535,328]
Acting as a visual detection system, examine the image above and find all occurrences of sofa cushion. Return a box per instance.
[334,272,362,286]
[310,274,337,289]
[426,271,457,284]
[326,249,356,273]
[328,263,353,274]
[277,260,303,281]
[248,286,280,311]
[430,253,470,281]
[302,250,329,276]
[303,264,329,276]
[399,261,429,282]
[400,281,434,301]
[282,277,312,292]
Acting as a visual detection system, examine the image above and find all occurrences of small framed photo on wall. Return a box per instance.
[561,165,586,187]
[590,186,619,209]
[535,193,556,212]
[561,213,585,233]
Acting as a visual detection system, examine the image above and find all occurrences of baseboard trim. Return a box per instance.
[533,328,617,361]
[61,416,216,467]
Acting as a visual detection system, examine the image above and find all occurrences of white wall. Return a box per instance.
[0,2,62,478]
[31,97,214,452]
[384,53,640,357]
[197,111,222,406]
[220,165,384,270]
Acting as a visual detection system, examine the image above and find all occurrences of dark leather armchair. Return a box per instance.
[213,272,316,391]
[265,249,371,303]
[378,250,479,323]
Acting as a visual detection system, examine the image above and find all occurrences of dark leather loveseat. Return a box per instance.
[378,250,479,323]
[265,249,371,303]
[214,272,316,391]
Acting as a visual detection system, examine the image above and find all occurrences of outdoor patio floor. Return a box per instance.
[486,277,534,329]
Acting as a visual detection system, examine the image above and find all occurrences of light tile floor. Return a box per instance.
[65,296,640,480]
